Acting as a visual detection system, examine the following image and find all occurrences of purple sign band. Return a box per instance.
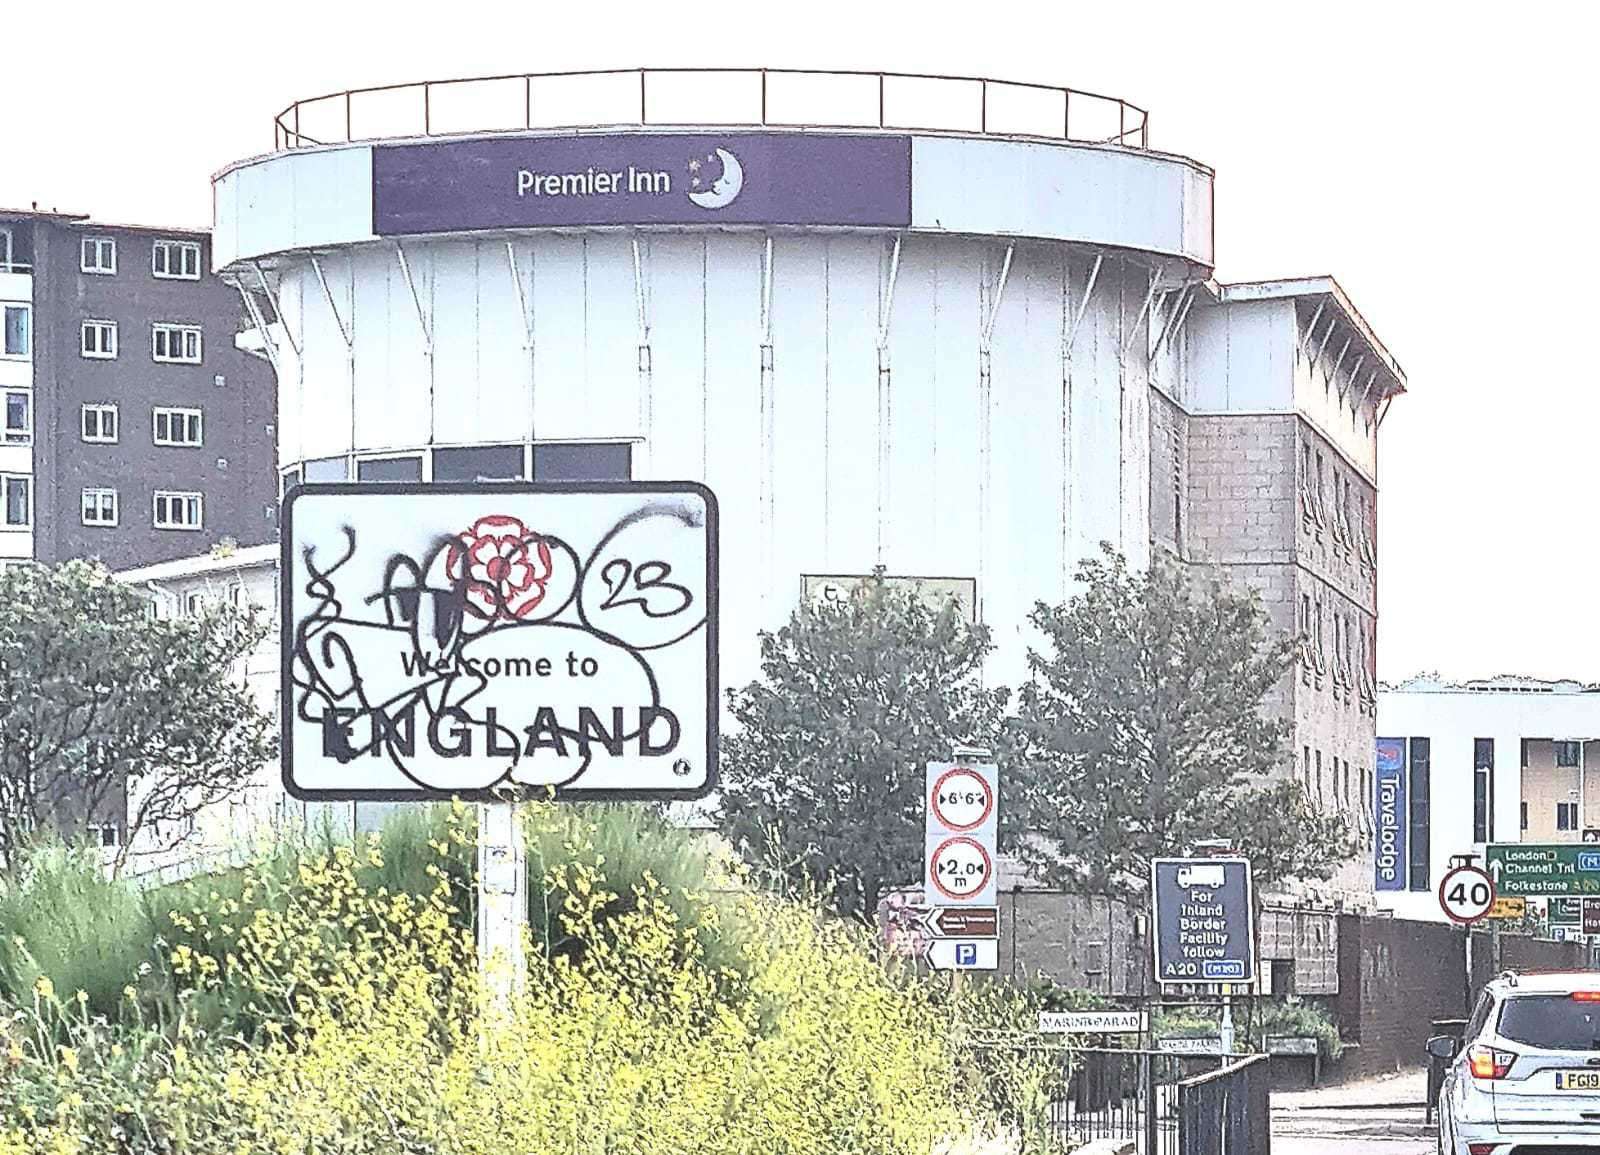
[372,132,912,234]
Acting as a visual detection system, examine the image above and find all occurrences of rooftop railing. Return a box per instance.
[273,67,1149,152]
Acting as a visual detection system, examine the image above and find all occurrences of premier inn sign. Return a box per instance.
[372,132,913,234]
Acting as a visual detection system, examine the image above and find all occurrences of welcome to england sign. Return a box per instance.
[281,482,717,801]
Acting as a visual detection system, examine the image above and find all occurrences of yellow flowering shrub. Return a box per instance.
[0,805,1058,1154]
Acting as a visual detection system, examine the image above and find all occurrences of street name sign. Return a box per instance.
[925,761,998,906]
[281,483,717,801]
[1438,864,1496,925]
[1038,1011,1147,1035]
[1486,844,1600,898]
[927,938,998,971]
[920,906,999,938]
[1157,1036,1223,1055]
[1266,1036,1319,1057]
[1151,857,1256,985]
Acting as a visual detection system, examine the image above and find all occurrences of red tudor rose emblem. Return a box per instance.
[445,515,554,620]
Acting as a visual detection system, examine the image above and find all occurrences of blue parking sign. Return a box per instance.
[955,943,977,966]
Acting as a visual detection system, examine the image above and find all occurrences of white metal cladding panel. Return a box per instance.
[643,234,710,481]
[358,247,430,452]
[428,241,483,444]
[926,240,983,608]
[1073,273,1124,563]
[1184,298,1294,413]
[216,148,375,272]
[987,245,1069,676]
[298,259,354,460]
[817,238,882,576]
[910,136,1214,267]
[698,232,764,682]
[767,236,832,594]
[878,240,941,576]
[473,239,533,442]
[529,235,590,440]
[0,446,31,474]
[583,235,643,440]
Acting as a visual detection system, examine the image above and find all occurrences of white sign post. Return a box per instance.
[282,482,718,1002]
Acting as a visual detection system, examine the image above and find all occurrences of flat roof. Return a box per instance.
[1217,275,1406,398]
[114,543,277,585]
[0,208,210,236]
[1384,674,1600,696]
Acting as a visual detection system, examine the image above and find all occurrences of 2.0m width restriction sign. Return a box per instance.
[925,761,998,906]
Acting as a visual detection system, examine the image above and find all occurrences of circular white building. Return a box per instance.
[215,69,1226,700]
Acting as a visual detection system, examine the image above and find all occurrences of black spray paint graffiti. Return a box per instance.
[289,501,706,794]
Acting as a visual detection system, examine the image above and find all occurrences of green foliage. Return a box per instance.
[1152,998,1344,1059]
[720,573,1010,917]
[0,846,157,1021]
[1008,546,1354,895]
[0,560,276,874]
[0,804,1055,1154]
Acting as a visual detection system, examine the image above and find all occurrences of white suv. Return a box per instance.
[1433,970,1600,1153]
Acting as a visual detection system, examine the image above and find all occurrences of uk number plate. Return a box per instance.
[1554,1071,1600,1090]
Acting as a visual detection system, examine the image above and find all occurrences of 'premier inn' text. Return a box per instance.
[516,167,673,198]
[321,703,682,762]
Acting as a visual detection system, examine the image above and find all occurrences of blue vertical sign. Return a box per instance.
[1375,737,1408,891]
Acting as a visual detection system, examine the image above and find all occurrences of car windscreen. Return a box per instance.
[1497,996,1600,1050]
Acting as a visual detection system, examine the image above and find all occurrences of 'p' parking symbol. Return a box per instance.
[956,943,977,966]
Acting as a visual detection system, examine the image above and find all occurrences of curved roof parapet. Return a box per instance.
[270,67,1153,153]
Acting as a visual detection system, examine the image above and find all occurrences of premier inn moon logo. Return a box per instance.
[515,145,745,211]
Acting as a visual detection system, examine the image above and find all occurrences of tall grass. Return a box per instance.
[0,845,158,1018]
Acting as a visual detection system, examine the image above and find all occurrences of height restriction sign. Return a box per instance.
[925,761,998,905]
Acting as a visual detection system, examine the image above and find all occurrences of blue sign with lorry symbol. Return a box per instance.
[1152,858,1256,987]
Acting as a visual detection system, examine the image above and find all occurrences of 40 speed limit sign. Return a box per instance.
[1438,864,1496,925]
[925,762,998,905]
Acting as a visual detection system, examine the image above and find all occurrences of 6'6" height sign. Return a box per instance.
[925,762,998,905]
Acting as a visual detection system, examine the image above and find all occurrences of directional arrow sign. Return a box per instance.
[921,906,999,939]
[927,939,998,971]
[1486,844,1600,898]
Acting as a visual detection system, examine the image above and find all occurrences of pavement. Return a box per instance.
[1271,1067,1434,1154]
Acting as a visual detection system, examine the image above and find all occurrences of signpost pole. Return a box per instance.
[476,800,527,1007]
[1219,984,1235,1065]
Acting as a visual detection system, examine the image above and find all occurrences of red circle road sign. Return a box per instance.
[929,835,994,901]
[1438,865,1496,925]
[930,767,995,832]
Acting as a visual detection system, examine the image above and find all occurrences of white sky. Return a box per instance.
[4,1,1595,683]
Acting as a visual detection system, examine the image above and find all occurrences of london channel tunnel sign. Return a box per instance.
[371,132,912,234]
[281,483,717,801]
[1151,858,1256,986]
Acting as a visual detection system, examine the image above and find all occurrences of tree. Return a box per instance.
[0,560,276,874]
[720,575,1009,918]
[1008,546,1352,897]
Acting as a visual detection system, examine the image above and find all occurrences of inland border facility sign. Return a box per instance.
[1151,857,1256,985]
[281,482,717,801]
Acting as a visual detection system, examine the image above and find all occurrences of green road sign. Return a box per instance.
[1551,897,1583,925]
[1487,844,1600,897]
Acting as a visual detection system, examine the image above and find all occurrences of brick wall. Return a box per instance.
[999,891,1150,996]
[1335,913,1467,1079]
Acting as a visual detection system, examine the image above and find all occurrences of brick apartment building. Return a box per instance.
[0,209,274,569]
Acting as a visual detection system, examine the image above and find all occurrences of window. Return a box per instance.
[356,455,423,482]
[1522,801,1529,831]
[86,823,120,849]
[1522,738,1531,769]
[434,444,525,482]
[0,227,10,270]
[153,407,203,447]
[81,320,118,359]
[534,442,632,481]
[1342,760,1351,806]
[1498,995,1600,1050]
[280,466,303,496]
[81,488,118,527]
[302,456,349,483]
[183,591,205,617]
[3,390,29,444]
[80,236,116,274]
[1557,740,1581,768]
[2,304,29,357]
[81,404,118,443]
[152,323,202,363]
[1558,802,1579,831]
[152,239,202,280]
[1314,750,1323,805]
[1302,745,1311,787]
[2,475,30,527]
[1474,739,1494,843]
[1408,737,1431,892]
[153,490,203,530]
